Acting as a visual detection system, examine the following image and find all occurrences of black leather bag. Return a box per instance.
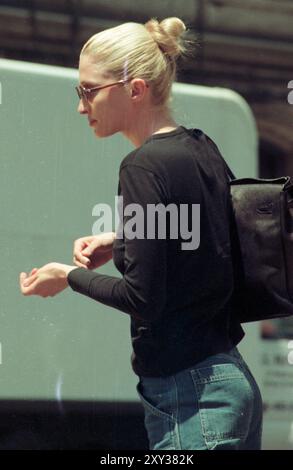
[223,162,293,323]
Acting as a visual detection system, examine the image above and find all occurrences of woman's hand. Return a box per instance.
[19,262,76,298]
[73,232,116,270]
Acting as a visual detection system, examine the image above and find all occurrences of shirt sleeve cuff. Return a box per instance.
[67,267,99,296]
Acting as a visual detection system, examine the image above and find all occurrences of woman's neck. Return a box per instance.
[122,106,179,148]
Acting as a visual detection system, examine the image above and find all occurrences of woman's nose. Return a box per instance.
[77,99,88,114]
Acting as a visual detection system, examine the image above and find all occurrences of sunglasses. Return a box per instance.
[75,79,133,104]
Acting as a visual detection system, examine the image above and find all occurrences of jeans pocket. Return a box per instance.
[136,381,176,450]
[136,381,175,421]
[190,362,253,446]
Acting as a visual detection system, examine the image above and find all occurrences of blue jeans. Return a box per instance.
[136,347,263,450]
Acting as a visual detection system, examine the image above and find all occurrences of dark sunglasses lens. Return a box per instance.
[75,87,81,99]
[76,86,87,102]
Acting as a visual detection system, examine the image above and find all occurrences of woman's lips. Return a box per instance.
[89,120,97,126]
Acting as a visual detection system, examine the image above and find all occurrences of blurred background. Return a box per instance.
[0,0,293,176]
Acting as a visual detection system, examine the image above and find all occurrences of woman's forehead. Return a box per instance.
[78,54,110,84]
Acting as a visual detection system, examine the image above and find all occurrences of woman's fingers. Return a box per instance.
[73,256,90,266]
[19,272,38,295]
[73,240,91,266]
[73,255,89,268]
[29,267,38,276]
[19,272,27,285]
[21,272,39,287]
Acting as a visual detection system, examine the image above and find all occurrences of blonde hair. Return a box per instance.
[80,17,195,107]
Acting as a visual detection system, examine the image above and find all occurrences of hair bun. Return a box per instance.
[144,17,187,60]
[160,17,186,41]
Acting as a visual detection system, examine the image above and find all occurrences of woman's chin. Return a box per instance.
[93,127,104,137]
[94,127,117,138]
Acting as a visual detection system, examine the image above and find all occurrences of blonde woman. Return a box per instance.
[19,17,262,450]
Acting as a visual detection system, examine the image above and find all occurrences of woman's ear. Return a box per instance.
[129,78,148,102]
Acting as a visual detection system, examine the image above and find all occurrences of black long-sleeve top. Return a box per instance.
[68,126,244,377]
